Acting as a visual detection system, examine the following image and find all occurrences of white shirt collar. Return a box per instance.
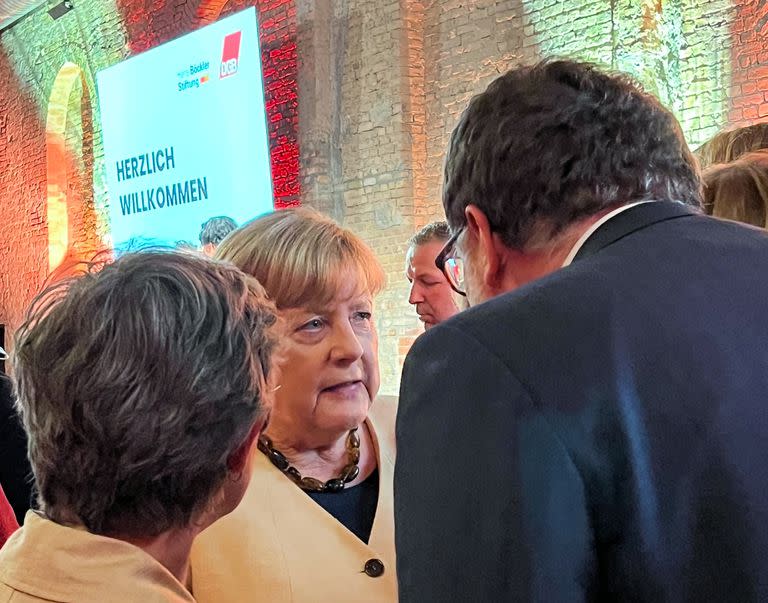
[562,201,654,267]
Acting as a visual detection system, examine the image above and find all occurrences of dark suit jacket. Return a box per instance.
[0,374,33,525]
[395,202,768,602]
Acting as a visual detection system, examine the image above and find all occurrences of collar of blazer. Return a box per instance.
[572,201,699,264]
[253,396,397,555]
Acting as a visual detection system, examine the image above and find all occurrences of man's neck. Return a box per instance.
[500,209,616,292]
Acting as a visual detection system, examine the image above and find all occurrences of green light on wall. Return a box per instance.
[522,0,731,148]
[1,0,123,257]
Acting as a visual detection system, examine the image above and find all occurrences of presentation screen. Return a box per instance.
[97,7,273,251]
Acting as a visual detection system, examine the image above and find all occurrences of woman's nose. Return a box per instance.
[329,322,364,364]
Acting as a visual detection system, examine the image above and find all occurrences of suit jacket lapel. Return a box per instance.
[572,201,699,263]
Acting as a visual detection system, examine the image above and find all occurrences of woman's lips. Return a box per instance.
[322,380,363,396]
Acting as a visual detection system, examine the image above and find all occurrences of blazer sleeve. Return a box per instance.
[394,325,594,603]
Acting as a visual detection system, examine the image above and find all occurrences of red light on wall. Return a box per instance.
[118,0,300,209]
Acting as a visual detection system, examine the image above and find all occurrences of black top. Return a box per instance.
[307,469,379,543]
[0,374,34,524]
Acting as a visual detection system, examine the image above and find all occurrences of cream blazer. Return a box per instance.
[0,512,194,603]
[191,396,398,603]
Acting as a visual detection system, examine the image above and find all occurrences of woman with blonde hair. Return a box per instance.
[191,208,397,602]
[702,150,768,228]
[697,122,768,168]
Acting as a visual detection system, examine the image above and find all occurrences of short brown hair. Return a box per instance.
[702,151,768,228]
[13,250,276,538]
[408,221,451,248]
[216,208,385,309]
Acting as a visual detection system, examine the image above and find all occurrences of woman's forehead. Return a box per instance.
[305,290,373,314]
[284,268,373,313]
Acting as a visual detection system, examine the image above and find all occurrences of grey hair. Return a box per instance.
[13,250,276,538]
[408,221,451,248]
[200,216,238,246]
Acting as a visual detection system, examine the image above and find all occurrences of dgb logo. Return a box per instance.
[220,31,242,79]
[221,58,237,78]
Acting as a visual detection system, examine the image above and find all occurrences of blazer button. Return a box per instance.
[364,558,385,578]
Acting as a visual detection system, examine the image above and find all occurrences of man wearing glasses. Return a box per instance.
[395,60,768,602]
[405,221,463,330]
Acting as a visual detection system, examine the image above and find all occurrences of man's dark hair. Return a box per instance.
[200,216,238,247]
[408,221,451,248]
[443,60,702,250]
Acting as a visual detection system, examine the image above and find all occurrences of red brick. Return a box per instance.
[733,92,766,108]
[743,81,758,94]
[744,106,760,120]
[751,58,768,73]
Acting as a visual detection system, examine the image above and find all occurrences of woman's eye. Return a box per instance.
[353,311,372,322]
[299,318,324,331]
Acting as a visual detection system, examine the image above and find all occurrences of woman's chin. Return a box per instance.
[321,408,370,434]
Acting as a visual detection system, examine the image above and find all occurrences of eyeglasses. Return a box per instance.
[435,228,466,297]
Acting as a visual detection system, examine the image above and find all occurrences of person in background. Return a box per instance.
[0,369,33,525]
[0,250,277,602]
[696,121,768,168]
[396,59,768,601]
[405,221,463,329]
[199,215,237,256]
[192,208,397,603]
[0,484,18,549]
[174,240,198,252]
[702,150,768,228]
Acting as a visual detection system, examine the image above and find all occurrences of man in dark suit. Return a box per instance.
[395,60,768,601]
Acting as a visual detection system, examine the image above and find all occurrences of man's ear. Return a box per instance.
[465,205,506,290]
[226,420,262,473]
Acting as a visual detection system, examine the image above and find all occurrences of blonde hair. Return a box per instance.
[697,122,768,169]
[702,151,768,228]
[215,208,385,309]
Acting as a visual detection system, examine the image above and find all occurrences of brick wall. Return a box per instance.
[0,47,48,340]
[296,0,424,393]
[0,0,299,363]
[728,0,768,125]
[1,0,767,393]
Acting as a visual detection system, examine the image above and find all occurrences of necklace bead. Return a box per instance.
[258,428,361,494]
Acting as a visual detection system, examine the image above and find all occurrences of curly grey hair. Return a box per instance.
[200,216,238,247]
[13,250,276,538]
